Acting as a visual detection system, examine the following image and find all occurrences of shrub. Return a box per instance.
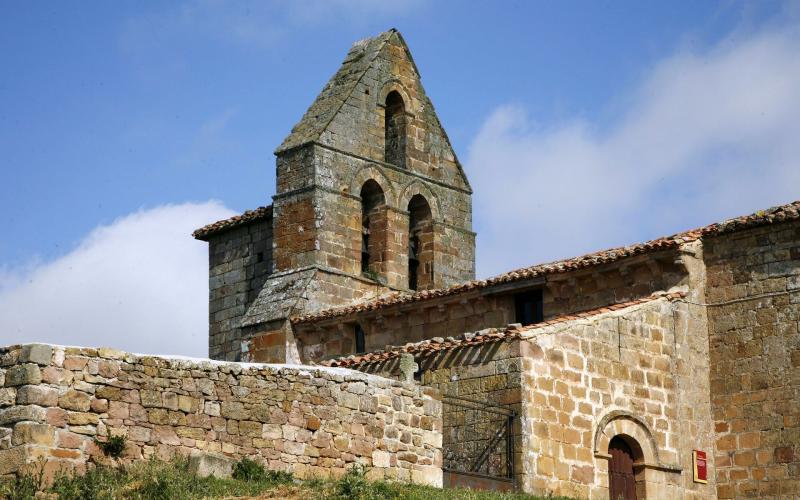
[232,457,293,484]
[94,430,126,459]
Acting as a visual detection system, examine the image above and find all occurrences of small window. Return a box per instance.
[354,325,366,354]
[514,289,543,326]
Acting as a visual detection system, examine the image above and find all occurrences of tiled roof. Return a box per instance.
[292,200,800,325]
[192,206,272,241]
[321,292,686,368]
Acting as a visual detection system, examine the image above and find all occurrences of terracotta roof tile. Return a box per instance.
[292,200,800,325]
[321,292,686,368]
[192,206,272,241]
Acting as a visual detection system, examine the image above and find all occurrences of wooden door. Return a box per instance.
[609,437,637,500]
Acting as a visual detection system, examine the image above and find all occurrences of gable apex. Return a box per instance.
[275,29,470,192]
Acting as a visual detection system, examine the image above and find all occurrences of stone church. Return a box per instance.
[194,29,800,499]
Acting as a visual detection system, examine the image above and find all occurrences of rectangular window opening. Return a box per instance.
[514,289,544,326]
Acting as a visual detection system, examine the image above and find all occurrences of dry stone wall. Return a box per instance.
[0,344,443,486]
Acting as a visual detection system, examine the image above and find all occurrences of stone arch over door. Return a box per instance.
[594,410,659,466]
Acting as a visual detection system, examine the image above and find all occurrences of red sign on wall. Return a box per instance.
[693,450,708,483]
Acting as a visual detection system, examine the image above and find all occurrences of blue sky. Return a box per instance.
[1,1,798,355]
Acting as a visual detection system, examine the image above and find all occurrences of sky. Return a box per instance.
[1,0,798,356]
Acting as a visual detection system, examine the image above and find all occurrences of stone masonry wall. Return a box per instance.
[704,220,800,499]
[208,217,273,361]
[294,253,684,364]
[0,343,443,486]
[518,296,716,499]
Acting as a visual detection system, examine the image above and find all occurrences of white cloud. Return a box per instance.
[0,202,235,357]
[467,24,800,278]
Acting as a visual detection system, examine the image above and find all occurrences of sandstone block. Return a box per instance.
[12,422,54,446]
[140,390,161,408]
[97,347,125,360]
[410,465,442,487]
[16,385,59,407]
[188,452,233,478]
[372,450,391,468]
[59,390,91,412]
[5,364,42,386]
[0,405,46,425]
[20,344,53,366]
[68,412,99,425]
[0,388,17,406]
[0,446,27,475]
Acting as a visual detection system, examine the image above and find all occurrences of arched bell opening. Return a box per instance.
[408,194,433,291]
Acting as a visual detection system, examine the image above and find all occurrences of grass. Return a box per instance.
[0,458,569,500]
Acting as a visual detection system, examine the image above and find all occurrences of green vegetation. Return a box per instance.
[0,458,568,500]
[94,430,127,459]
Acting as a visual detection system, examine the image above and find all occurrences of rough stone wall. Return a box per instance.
[704,220,800,499]
[207,217,273,361]
[0,344,443,486]
[294,254,684,364]
[518,296,716,499]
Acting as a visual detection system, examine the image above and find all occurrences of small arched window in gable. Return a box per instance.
[384,91,407,168]
[354,324,366,354]
[408,194,433,291]
[360,180,387,278]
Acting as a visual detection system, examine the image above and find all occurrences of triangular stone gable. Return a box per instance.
[276,29,470,192]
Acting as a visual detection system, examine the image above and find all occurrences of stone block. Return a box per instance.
[4,364,42,386]
[12,422,54,446]
[0,446,27,475]
[59,390,91,412]
[20,344,53,366]
[372,450,391,468]
[410,465,443,487]
[16,385,59,407]
[0,405,46,425]
[188,452,234,478]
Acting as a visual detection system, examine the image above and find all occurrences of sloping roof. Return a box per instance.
[192,206,272,241]
[275,30,395,154]
[321,292,686,368]
[240,269,318,327]
[293,200,800,325]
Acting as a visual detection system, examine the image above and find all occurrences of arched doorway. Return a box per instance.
[609,436,638,500]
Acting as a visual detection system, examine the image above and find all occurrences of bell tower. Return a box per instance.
[196,29,475,362]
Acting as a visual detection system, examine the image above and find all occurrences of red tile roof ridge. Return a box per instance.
[292,200,798,326]
[320,292,686,368]
[192,205,273,240]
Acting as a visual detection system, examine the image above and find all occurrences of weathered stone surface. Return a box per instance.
[0,447,27,475]
[15,385,58,407]
[12,423,54,446]
[0,405,46,425]
[20,344,53,366]
[58,390,91,412]
[4,364,42,386]
[188,452,233,478]
[0,344,442,484]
